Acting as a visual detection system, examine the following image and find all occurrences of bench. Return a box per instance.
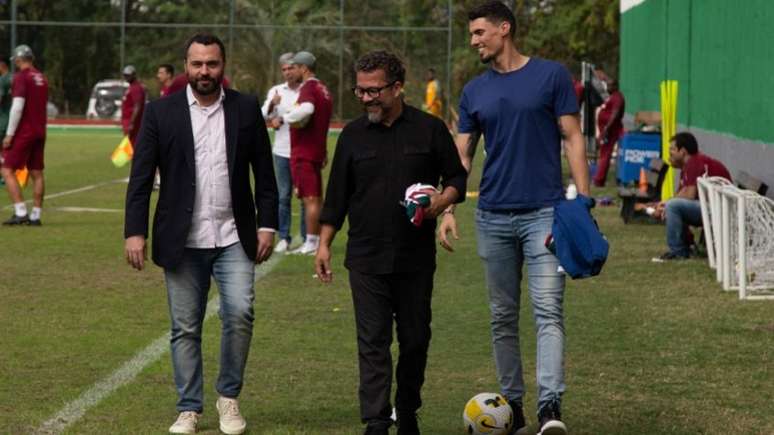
[618,158,669,223]
[735,171,768,196]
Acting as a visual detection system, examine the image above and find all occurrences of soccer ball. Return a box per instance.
[463,392,513,435]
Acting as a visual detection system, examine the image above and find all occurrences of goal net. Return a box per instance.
[697,176,731,273]
[718,185,774,300]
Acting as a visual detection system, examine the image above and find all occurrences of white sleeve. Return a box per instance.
[261,86,276,119]
[6,97,25,136]
[282,101,315,125]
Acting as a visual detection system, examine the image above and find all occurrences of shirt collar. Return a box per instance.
[186,83,226,108]
[365,101,413,129]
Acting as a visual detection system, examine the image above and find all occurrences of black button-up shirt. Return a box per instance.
[320,104,467,274]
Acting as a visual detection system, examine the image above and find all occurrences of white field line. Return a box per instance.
[52,206,123,213]
[2,177,129,210]
[34,254,282,435]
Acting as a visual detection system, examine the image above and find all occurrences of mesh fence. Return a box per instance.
[0,0,453,121]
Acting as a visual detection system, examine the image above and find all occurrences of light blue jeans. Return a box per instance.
[475,207,566,412]
[665,198,703,257]
[274,154,306,243]
[163,242,256,412]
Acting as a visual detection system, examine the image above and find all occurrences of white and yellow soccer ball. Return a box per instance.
[463,392,513,435]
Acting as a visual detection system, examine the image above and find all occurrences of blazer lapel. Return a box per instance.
[176,91,196,174]
[224,90,239,181]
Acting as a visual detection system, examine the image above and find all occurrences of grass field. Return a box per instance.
[1,128,774,434]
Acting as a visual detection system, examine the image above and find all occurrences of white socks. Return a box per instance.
[305,234,320,248]
[30,207,41,221]
[14,202,27,217]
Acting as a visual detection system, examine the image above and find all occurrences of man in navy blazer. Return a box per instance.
[124,33,277,435]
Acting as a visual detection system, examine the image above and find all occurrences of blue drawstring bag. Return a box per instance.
[548,194,609,279]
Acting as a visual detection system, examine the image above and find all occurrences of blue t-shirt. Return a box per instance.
[458,58,579,210]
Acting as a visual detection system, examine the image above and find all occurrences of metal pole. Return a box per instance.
[10,0,17,68]
[337,0,344,121]
[228,0,235,66]
[120,0,126,73]
[445,0,453,123]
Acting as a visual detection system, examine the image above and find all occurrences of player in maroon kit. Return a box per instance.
[282,51,333,255]
[121,65,146,146]
[157,63,174,97]
[1,44,48,226]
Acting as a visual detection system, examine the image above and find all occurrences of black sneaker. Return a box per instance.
[508,400,528,435]
[537,401,567,435]
[2,214,29,225]
[651,251,689,263]
[28,219,42,226]
[363,420,391,435]
[396,411,420,435]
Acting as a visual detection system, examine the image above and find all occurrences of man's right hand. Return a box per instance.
[268,117,282,129]
[438,212,459,252]
[2,135,12,149]
[125,235,147,270]
[314,245,333,283]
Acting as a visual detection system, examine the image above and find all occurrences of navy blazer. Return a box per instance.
[124,87,278,268]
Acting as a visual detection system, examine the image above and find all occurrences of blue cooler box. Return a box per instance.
[616,132,662,184]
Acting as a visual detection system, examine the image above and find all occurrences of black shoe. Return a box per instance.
[537,400,567,435]
[2,214,29,225]
[28,219,42,226]
[651,251,689,262]
[508,400,527,435]
[363,420,391,435]
[396,411,419,435]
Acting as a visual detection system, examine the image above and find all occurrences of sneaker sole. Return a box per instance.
[219,423,246,435]
[539,420,567,435]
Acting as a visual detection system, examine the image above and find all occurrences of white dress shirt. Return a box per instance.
[261,82,299,159]
[185,85,240,249]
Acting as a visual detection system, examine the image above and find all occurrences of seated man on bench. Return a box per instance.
[652,132,731,261]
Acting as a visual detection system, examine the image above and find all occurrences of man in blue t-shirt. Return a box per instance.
[438,3,589,434]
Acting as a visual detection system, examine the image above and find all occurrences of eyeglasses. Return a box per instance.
[352,81,396,99]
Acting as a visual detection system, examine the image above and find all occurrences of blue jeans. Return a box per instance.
[475,207,566,411]
[274,154,305,242]
[665,198,703,257]
[163,242,256,412]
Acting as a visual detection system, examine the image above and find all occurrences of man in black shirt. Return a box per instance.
[315,51,467,435]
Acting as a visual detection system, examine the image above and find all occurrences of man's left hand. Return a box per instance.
[256,231,275,263]
[424,191,450,219]
[2,135,12,149]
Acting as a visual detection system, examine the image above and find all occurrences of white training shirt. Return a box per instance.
[261,82,300,159]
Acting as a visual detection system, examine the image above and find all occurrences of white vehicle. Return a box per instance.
[86,79,128,120]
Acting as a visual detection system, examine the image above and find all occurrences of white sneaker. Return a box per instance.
[539,419,568,435]
[216,396,247,435]
[288,241,318,255]
[274,239,289,253]
[169,411,201,434]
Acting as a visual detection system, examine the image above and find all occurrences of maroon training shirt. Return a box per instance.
[680,152,732,197]
[290,77,333,163]
[121,81,146,137]
[12,67,48,139]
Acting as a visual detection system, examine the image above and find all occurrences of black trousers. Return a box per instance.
[348,267,435,424]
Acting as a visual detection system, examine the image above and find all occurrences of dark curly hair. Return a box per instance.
[468,1,516,38]
[671,132,699,155]
[184,33,226,64]
[354,50,406,84]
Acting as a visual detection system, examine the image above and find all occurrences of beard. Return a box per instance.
[364,101,386,124]
[188,73,222,95]
[479,51,494,64]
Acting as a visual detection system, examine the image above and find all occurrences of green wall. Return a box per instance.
[621,0,774,144]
